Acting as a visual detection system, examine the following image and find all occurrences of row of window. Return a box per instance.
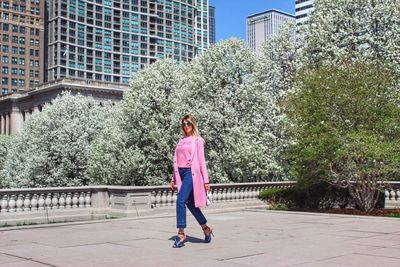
[0,23,40,35]
[0,11,41,25]
[0,34,40,46]
[1,78,26,87]
[0,45,40,56]
[1,67,39,77]
[1,56,40,67]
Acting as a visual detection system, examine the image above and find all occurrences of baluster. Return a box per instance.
[15,194,23,212]
[85,192,91,207]
[59,193,66,209]
[166,190,172,206]
[385,189,390,204]
[162,190,168,207]
[38,194,45,210]
[243,188,249,199]
[172,191,177,206]
[45,193,52,209]
[212,189,217,203]
[1,195,8,212]
[78,192,85,208]
[31,194,38,211]
[155,191,161,208]
[217,188,223,203]
[72,192,79,208]
[9,194,16,212]
[151,192,156,208]
[221,188,227,203]
[390,190,396,201]
[23,194,31,211]
[66,192,72,208]
[226,187,232,201]
[396,189,400,201]
[52,193,59,209]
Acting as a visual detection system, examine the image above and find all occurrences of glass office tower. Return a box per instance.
[47,0,209,84]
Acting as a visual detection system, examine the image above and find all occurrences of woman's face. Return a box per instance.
[182,120,193,136]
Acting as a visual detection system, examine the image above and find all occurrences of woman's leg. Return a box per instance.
[186,190,207,226]
[176,168,193,229]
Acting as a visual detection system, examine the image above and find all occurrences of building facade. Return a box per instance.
[47,0,210,84]
[0,78,126,135]
[208,4,215,44]
[247,9,295,53]
[295,0,314,25]
[0,0,45,94]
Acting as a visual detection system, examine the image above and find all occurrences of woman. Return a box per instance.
[170,114,213,248]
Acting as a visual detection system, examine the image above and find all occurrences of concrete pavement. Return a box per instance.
[0,208,400,267]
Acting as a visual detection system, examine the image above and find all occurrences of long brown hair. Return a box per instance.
[181,114,199,137]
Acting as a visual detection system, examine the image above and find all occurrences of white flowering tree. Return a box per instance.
[0,135,12,187]
[2,92,111,188]
[89,39,292,185]
[184,38,290,182]
[89,59,185,186]
[301,0,400,73]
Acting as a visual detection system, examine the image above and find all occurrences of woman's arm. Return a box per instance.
[197,137,209,184]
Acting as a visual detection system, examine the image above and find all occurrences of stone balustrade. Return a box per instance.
[1,181,399,226]
[384,181,400,209]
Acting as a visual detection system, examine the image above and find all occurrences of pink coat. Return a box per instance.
[172,136,209,208]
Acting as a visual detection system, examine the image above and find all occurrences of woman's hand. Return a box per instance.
[170,180,176,191]
[204,183,211,192]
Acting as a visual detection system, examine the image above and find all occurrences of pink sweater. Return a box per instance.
[175,136,192,168]
[172,136,209,208]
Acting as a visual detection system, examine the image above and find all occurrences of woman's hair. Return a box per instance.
[181,114,199,137]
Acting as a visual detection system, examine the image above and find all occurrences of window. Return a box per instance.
[18,79,25,87]
[2,23,9,31]
[2,45,9,53]
[1,67,8,74]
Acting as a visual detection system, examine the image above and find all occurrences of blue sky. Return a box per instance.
[209,0,295,42]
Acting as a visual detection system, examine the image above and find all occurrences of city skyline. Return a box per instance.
[210,0,295,42]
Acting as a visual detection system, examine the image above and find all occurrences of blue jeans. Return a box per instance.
[176,168,207,228]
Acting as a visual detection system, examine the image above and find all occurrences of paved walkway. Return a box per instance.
[0,209,399,267]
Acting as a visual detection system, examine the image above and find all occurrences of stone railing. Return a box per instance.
[1,181,399,226]
[0,182,295,226]
[384,182,400,209]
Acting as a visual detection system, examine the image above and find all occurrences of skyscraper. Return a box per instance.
[295,0,314,26]
[47,0,210,85]
[247,9,295,53]
[0,0,45,94]
[208,5,215,44]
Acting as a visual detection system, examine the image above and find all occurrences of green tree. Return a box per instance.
[285,62,400,212]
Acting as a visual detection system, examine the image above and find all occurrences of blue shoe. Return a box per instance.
[202,226,214,243]
[173,232,186,248]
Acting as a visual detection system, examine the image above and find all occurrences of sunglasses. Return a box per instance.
[182,121,193,127]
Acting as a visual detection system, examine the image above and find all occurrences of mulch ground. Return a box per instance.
[297,208,400,217]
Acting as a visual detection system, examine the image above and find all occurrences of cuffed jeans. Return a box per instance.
[176,168,207,228]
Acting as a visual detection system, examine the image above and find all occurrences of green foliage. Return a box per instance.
[285,62,400,212]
